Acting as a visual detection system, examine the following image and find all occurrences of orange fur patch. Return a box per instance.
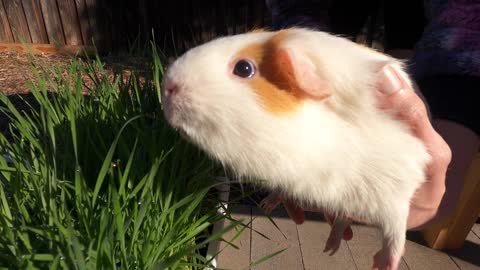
[234,30,313,114]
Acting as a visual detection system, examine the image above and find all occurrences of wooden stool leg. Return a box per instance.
[422,152,480,250]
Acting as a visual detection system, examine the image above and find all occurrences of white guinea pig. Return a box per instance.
[161,28,430,270]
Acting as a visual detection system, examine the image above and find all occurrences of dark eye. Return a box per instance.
[233,60,256,78]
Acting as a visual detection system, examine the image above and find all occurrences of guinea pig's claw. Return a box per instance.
[323,246,340,256]
[323,217,350,256]
[259,194,281,214]
[323,234,341,256]
[260,201,276,215]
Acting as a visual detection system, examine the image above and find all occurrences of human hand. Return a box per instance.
[279,64,452,236]
[377,65,452,230]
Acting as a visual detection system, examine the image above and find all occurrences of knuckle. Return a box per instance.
[393,92,428,122]
[438,145,452,166]
[403,101,428,124]
[410,98,428,116]
[434,137,452,166]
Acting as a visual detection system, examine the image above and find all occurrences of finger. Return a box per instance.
[378,65,406,95]
[377,65,433,139]
[283,200,305,224]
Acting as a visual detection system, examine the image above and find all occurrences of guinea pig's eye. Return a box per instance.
[233,60,256,78]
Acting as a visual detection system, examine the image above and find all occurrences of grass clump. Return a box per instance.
[0,48,237,269]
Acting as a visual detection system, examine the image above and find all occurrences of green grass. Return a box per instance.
[0,46,241,269]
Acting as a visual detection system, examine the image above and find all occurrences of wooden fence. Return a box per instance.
[0,0,267,54]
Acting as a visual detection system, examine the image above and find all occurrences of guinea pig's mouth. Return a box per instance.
[163,105,196,140]
[162,96,212,146]
[166,115,191,140]
[162,99,188,129]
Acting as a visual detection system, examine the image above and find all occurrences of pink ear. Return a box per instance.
[276,48,331,100]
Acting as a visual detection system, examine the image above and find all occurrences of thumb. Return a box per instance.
[377,65,431,137]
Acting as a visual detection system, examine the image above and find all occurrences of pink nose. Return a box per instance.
[163,80,180,97]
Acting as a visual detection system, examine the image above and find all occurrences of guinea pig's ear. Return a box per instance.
[274,48,331,100]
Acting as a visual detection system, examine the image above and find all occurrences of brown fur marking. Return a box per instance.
[234,30,312,114]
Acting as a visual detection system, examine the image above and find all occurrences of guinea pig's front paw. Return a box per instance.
[259,193,282,214]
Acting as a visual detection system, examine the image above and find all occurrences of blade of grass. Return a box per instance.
[243,248,287,270]
[92,115,141,207]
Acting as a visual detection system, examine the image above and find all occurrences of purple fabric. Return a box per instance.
[265,0,480,78]
[410,0,480,79]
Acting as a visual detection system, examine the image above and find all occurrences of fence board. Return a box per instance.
[215,1,228,37]
[234,1,247,34]
[1,1,268,52]
[84,0,111,50]
[0,0,14,42]
[39,0,65,45]
[107,0,121,51]
[22,0,48,43]
[56,0,82,45]
[252,0,265,29]
[85,0,101,46]
[3,0,32,42]
[74,0,90,45]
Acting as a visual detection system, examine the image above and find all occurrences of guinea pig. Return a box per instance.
[160,28,430,270]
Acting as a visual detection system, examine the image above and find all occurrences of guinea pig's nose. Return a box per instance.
[163,80,180,97]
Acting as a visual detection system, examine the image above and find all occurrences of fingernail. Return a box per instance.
[380,65,402,94]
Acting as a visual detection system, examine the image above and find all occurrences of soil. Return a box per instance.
[0,51,152,95]
[0,50,152,135]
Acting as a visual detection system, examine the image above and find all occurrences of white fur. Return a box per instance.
[161,28,430,269]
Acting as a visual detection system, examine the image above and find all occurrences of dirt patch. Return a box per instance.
[0,51,153,95]
[0,51,154,136]
[0,52,73,95]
